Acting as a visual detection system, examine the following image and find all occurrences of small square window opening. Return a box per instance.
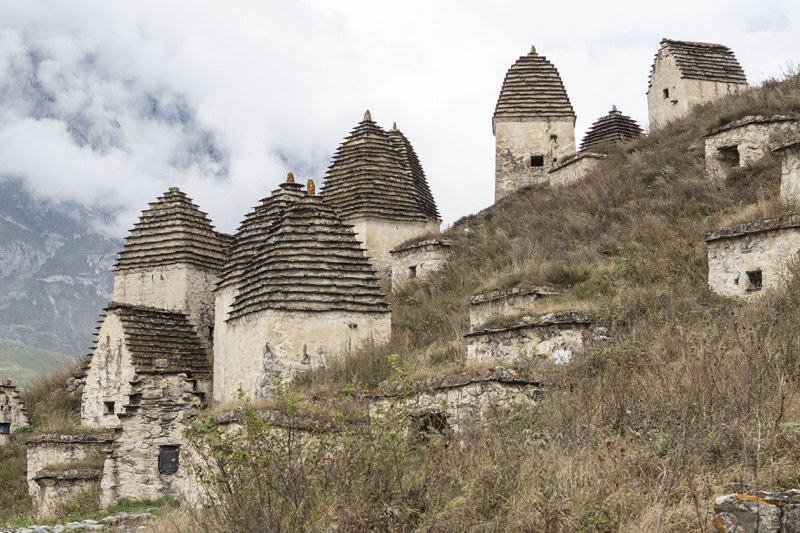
[663,88,669,99]
[104,401,115,415]
[159,445,180,475]
[746,270,763,292]
[409,265,417,279]
[530,155,544,167]
[0,423,10,434]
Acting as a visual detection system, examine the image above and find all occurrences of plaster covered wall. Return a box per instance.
[705,119,797,184]
[707,227,800,298]
[468,287,558,332]
[214,309,391,403]
[495,119,576,201]
[547,154,604,188]
[390,241,451,292]
[465,322,588,366]
[346,216,441,277]
[113,264,218,347]
[780,147,800,208]
[647,51,746,127]
[0,381,27,446]
[81,314,135,429]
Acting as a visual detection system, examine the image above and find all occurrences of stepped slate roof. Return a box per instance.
[85,302,211,379]
[321,112,440,222]
[649,39,747,88]
[493,46,575,131]
[229,193,389,319]
[579,107,644,152]
[114,187,229,273]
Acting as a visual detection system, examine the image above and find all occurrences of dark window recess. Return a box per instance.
[411,411,451,446]
[663,88,669,99]
[550,134,558,141]
[746,270,763,291]
[409,265,417,279]
[159,445,180,474]
[104,401,115,415]
[718,146,740,169]
[208,326,214,341]
[0,423,10,434]
[530,155,544,167]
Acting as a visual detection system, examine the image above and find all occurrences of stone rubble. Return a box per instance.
[0,511,155,533]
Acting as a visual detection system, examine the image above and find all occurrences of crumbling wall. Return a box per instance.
[714,491,800,532]
[32,471,101,519]
[0,379,28,445]
[706,224,800,298]
[468,286,558,332]
[495,119,576,201]
[390,240,452,292]
[705,117,797,183]
[101,371,203,509]
[369,368,543,434]
[777,141,800,208]
[112,264,219,347]
[547,153,605,188]
[214,309,391,403]
[346,217,441,277]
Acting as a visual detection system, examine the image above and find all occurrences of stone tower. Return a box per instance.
[111,187,231,346]
[579,106,644,153]
[214,177,391,402]
[647,39,747,128]
[321,111,441,276]
[493,46,576,201]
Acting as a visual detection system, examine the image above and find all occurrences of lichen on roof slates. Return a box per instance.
[493,48,575,128]
[580,107,644,152]
[228,195,389,319]
[114,187,229,273]
[649,39,747,87]
[321,115,440,222]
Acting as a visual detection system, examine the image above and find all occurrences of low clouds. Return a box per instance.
[0,0,797,236]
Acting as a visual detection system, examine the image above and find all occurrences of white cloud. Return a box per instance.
[0,0,797,236]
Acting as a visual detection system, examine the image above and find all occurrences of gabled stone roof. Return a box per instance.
[228,194,390,319]
[217,180,306,290]
[649,39,747,88]
[87,302,211,379]
[493,46,575,131]
[114,187,229,273]
[579,106,644,152]
[321,112,440,222]
[705,215,800,242]
[705,115,797,137]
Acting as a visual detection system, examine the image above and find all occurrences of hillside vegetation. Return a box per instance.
[3,72,800,532]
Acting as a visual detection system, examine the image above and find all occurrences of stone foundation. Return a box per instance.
[704,116,797,184]
[368,367,543,434]
[775,139,800,208]
[0,379,28,446]
[468,286,559,332]
[714,491,800,532]
[547,153,605,187]
[389,240,452,292]
[465,312,591,366]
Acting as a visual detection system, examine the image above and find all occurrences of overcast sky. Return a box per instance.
[0,0,797,236]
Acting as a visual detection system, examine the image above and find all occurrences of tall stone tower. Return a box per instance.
[493,46,576,201]
[647,39,747,128]
[321,111,441,276]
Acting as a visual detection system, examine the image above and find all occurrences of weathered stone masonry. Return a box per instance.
[468,285,559,332]
[714,491,800,533]
[775,139,800,208]
[389,239,452,292]
[0,378,27,446]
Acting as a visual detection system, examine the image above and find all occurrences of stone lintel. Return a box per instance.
[390,239,453,255]
[468,286,560,306]
[33,469,103,481]
[549,152,606,173]
[773,138,800,153]
[26,433,114,445]
[464,311,592,338]
[705,215,800,242]
[705,115,797,137]
[367,367,545,399]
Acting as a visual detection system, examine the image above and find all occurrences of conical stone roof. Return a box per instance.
[114,188,228,272]
[649,39,747,88]
[228,193,389,319]
[493,46,575,132]
[579,107,644,152]
[321,112,440,222]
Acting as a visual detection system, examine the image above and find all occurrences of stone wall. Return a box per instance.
[714,491,800,532]
[465,312,591,366]
[0,379,28,446]
[777,141,800,208]
[214,308,391,403]
[80,313,136,429]
[368,367,543,434]
[647,50,746,127]
[101,371,203,509]
[112,264,218,347]
[706,221,800,298]
[26,433,111,518]
[468,286,559,332]
[389,240,452,292]
[494,119,576,201]
[346,216,441,277]
[705,116,797,184]
[547,153,605,188]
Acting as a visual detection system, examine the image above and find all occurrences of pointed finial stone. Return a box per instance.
[364,110,372,121]
[307,179,315,196]
[530,45,537,55]
[286,172,295,183]
[392,122,397,130]
[612,105,617,112]
[168,187,179,192]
